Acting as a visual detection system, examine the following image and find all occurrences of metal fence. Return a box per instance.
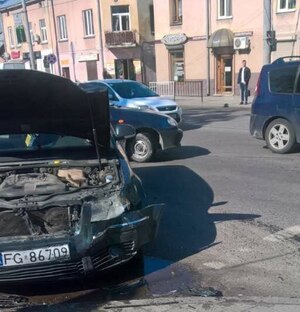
[149,80,203,102]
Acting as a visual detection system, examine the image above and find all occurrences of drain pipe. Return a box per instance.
[206,0,211,96]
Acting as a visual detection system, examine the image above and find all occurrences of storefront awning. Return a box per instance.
[208,28,234,48]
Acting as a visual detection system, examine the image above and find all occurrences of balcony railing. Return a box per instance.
[105,30,137,48]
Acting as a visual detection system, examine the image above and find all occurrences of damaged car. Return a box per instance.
[0,70,163,282]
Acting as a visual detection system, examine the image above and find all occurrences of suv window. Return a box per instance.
[269,66,298,93]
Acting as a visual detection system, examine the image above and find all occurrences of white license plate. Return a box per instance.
[0,244,70,267]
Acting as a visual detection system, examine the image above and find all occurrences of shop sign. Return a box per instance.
[234,31,253,37]
[61,59,69,65]
[76,53,99,62]
[161,33,187,46]
[11,51,21,59]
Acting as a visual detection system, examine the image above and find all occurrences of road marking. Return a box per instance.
[263,225,300,242]
[203,261,226,270]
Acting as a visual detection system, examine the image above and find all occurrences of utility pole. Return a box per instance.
[263,0,272,64]
[206,0,211,96]
[50,0,61,76]
[96,0,105,78]
[21,0,35,69]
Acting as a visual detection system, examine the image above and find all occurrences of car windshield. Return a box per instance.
[108,82,158,99]
[0,134,92,154]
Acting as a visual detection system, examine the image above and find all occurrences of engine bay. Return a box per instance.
[0,161,120,237]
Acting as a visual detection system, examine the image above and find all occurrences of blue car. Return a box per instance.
[250,56,300,153]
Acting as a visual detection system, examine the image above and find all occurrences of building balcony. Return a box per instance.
[105,30,137,48]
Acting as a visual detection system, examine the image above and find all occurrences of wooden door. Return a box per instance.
[216,55,233,94]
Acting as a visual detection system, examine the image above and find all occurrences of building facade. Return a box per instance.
[0,0,155,83]
[153,0,300,95]
[100,0,155,82]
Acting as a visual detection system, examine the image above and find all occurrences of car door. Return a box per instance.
[269,65,297,116]
[292,65,300,140]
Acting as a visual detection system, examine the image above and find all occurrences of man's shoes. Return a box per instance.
[240,102,244,105]
[245,102,248,104]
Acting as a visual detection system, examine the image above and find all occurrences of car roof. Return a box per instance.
[87,79,138,84]
[263,56,300,70]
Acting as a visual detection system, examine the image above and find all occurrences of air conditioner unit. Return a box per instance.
[234,36,249,50]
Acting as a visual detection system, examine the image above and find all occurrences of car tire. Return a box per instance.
[265,118,296,154]
[128,132,156,162]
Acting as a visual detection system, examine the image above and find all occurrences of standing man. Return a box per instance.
[237,60,251,104]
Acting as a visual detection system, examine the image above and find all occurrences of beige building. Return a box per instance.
[0,0,155,82]
[153,0,300,95]
[101,0,155,82]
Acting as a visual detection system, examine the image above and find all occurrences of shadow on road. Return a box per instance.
[181,108,244,131]
[153,145,210,162]
[135,165,260,262]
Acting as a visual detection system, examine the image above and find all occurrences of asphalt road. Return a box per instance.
[3,105,300,311]
[132,105,300,299]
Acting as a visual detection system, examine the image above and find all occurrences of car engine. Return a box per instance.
[0,163,118,238]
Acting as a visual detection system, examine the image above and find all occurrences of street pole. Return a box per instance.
[50,0,61,76]
[21,0,35,69]
[206,0,211,96]
[96,0,105,78]
[70,41,77,81]
[263,0,272,64]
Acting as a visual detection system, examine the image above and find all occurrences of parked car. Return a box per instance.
[0,70,163,282]
[250,56,300,153]
[80,81,183,162]
[80,79,183,122]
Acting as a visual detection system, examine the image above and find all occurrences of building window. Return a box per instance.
[57,15,68,41]
[39,19,48,43]
[170,50,184,81]
[170,0,182,25]
[8,27,15,48]
[15,25,26,45]
[277,0,296,12]
[149,4,155,35]
[83,9,95,37]
[111,6,130,31]
[218,0,232,18]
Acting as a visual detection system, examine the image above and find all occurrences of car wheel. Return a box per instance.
[265,119,296,154]
[128,132,156,162]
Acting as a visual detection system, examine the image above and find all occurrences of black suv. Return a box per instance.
[250,56,300,153]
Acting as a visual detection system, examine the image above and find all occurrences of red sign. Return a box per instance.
[11,51,20,59]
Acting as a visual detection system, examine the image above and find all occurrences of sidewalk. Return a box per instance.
[175,95,253,108]
[19,296,300,311]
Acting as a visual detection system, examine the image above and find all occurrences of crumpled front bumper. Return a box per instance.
[0,204,164,282]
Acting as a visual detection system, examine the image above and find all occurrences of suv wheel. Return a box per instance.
[265,119,296,154]
[128,132,156,162]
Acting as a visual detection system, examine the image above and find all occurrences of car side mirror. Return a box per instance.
[114,124,136,140]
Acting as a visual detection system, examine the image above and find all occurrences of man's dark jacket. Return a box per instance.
[237,66,251,85]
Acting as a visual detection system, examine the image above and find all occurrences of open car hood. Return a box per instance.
[0,70,110,150]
